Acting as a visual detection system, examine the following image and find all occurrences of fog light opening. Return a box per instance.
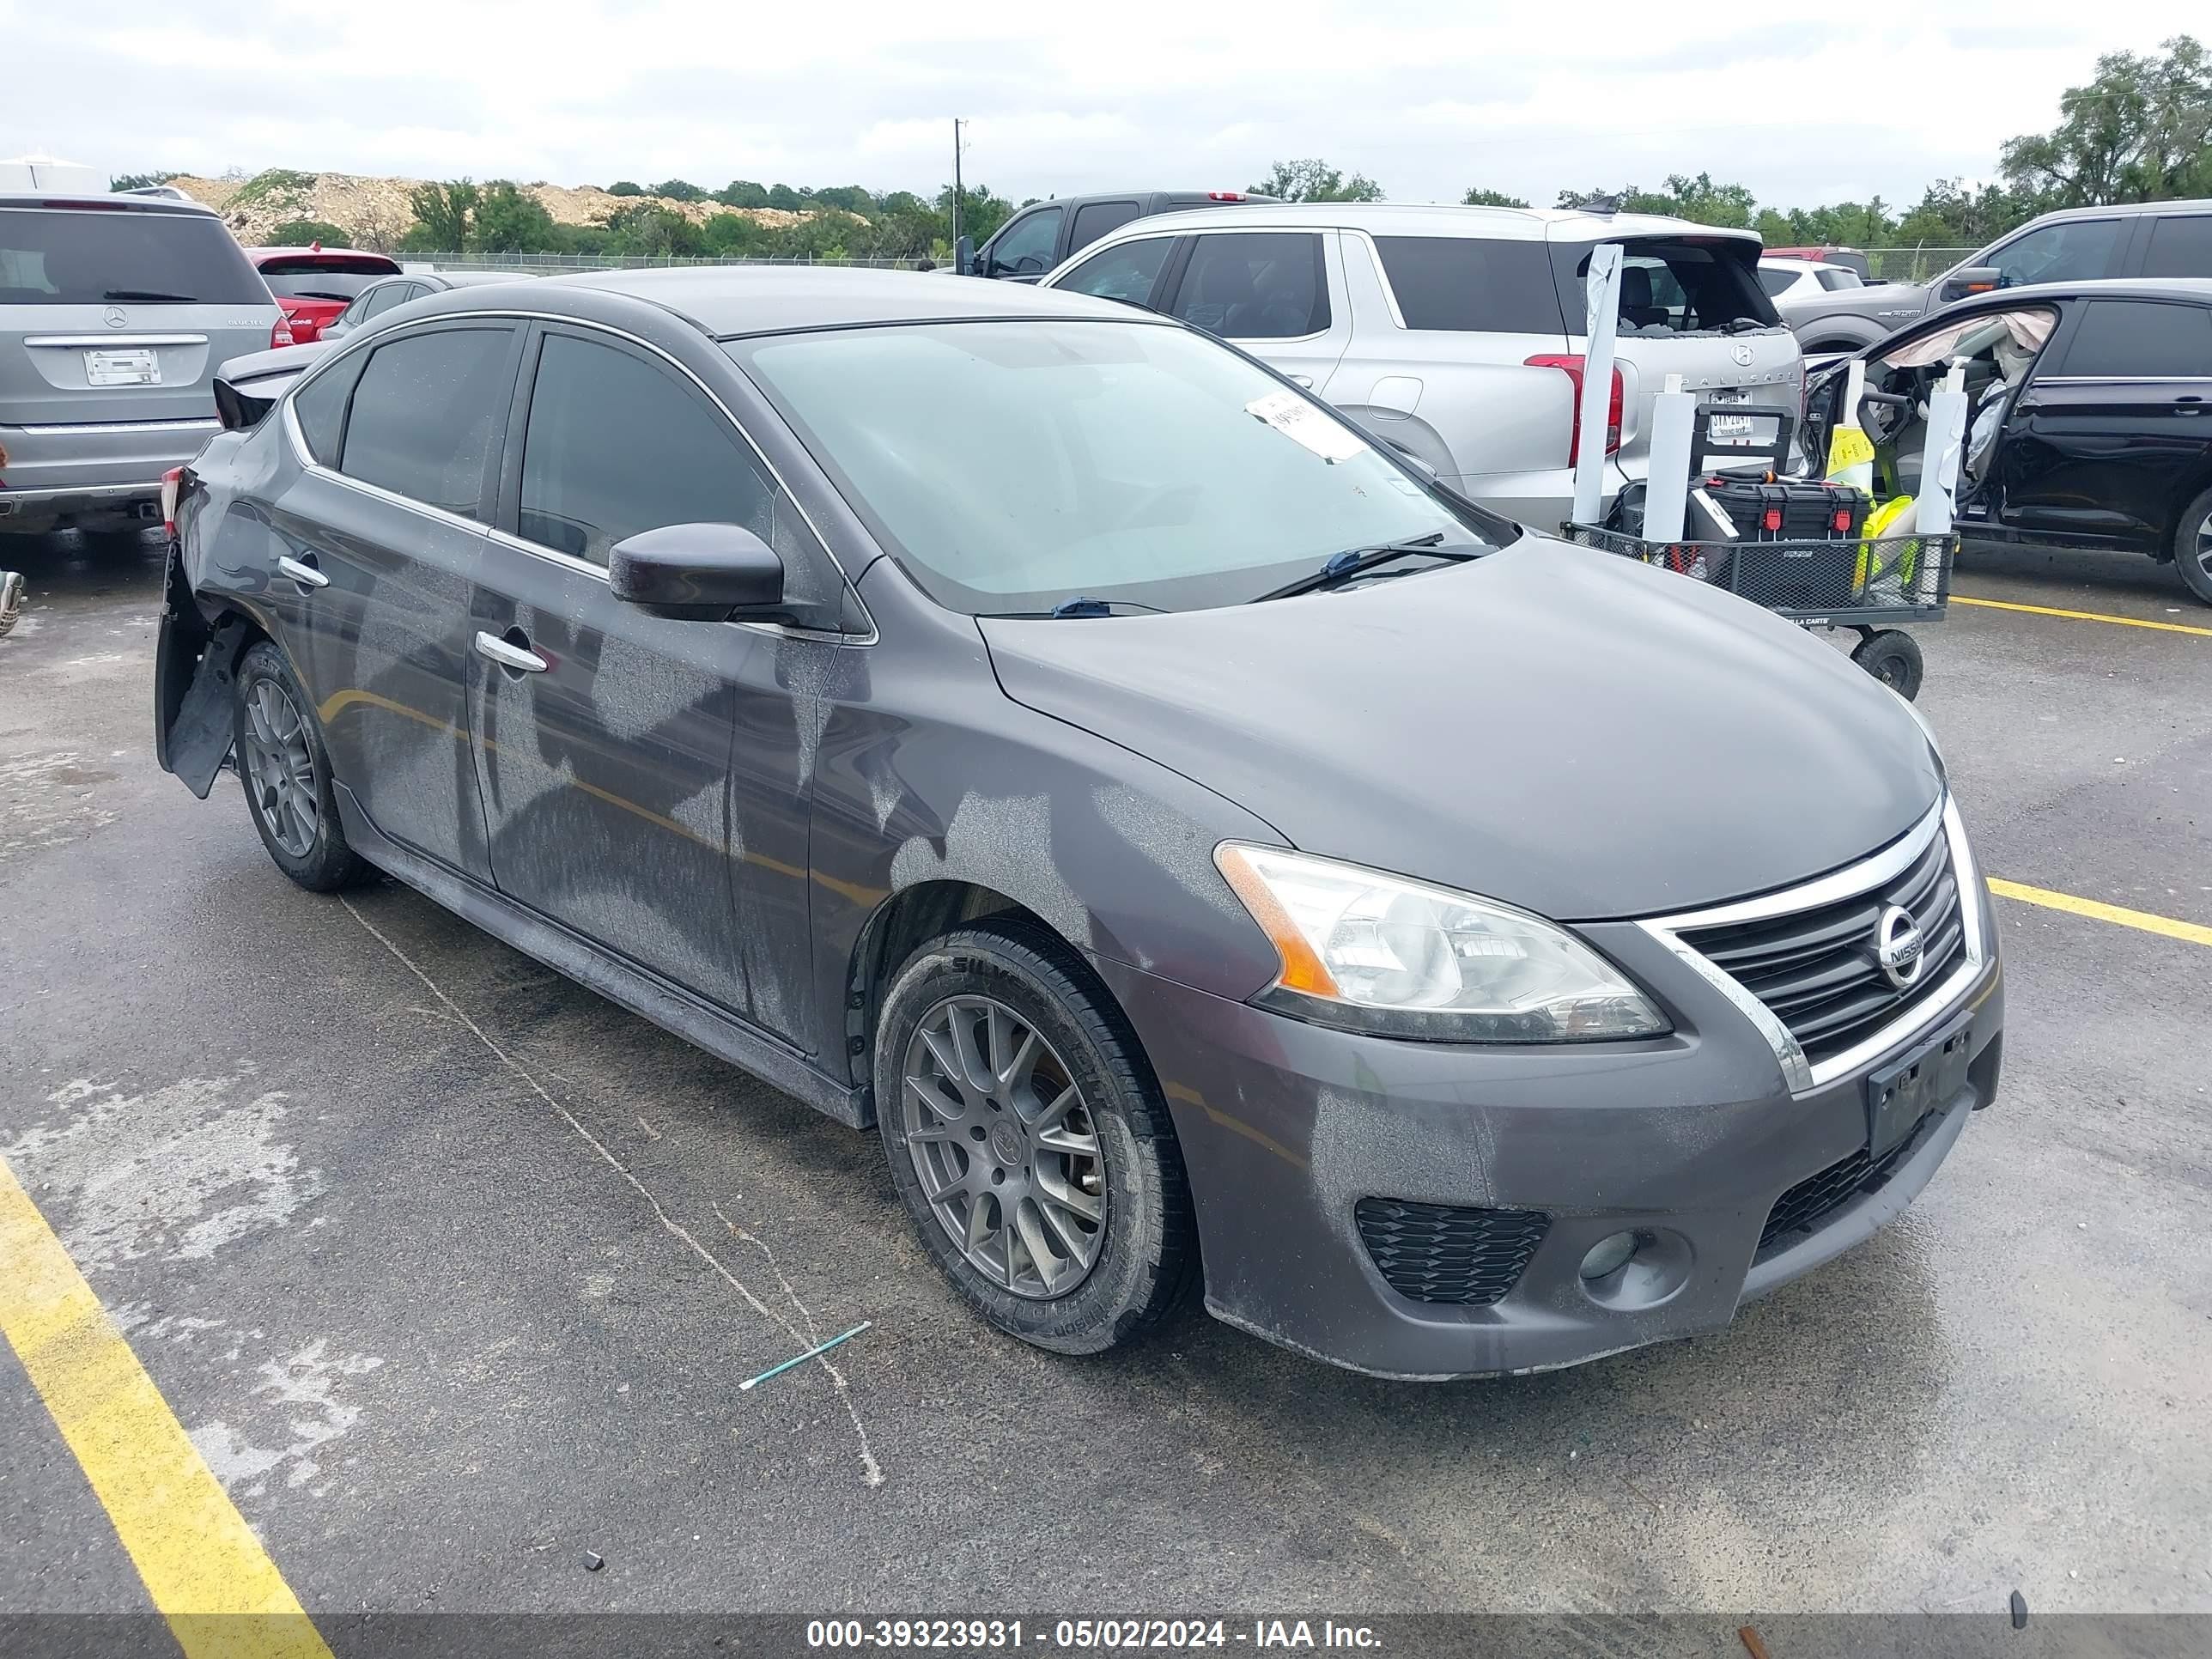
[1579,1231,1640,1282]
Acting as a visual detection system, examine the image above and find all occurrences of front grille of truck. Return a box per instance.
[1679,826,1966,1067]
[1354,1198,1549,1306]
[1757,1112,1933,1255]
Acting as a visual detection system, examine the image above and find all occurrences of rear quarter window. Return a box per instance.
[0,207,267,305]
[1371,236,1563,334]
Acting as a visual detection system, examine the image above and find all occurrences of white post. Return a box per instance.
[1920,363,1970,536]
[1571,243,1624,528]
[1642,371,1693,542]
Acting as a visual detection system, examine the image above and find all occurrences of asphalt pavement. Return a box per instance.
[1,528,2206,1626]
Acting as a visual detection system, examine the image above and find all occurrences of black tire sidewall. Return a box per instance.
[2173,488,2212,605]
[1853,629,1923,699]
[234,641,366,891]
[873,925,1189,1354]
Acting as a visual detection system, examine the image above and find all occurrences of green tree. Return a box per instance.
[702,211,766,254]
[1893,179,2034,247]
[766,183,805,211]
[605,203,704,257]
[716,179,770,209]
[474,181,559,252]
[606,179,645,197]
[1249,159,1384,202]
[267,219,350,246]
[2000,33,2212,205]
[110,171,179,191]
[653,178,705,202]
[404,179,479,252]
[938,183,1014,244]
[1461,186,1529,208]
[811,185,877,214]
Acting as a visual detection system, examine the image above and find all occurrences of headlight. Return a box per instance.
[1213,843,1668,1042]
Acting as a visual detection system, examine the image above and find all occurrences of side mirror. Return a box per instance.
[953,234,977,277]
[609,522,784,622]
[1941,265,2002,303]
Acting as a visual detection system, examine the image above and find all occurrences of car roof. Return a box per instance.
[1067,200,1761,246]
[498,264,1152,337]
[0,191,224,219]
[2017,198,2212,226]
[1964,276,2212,305]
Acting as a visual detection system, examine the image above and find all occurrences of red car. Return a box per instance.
[246,245,402,343]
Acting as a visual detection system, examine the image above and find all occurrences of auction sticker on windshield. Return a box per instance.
[1244,390,1366,463]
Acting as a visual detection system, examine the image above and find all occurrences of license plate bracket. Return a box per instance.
[1866,1014,1973,1159]
[85,347,161,387]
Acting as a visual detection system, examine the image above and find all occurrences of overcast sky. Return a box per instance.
[2,3,2191,212]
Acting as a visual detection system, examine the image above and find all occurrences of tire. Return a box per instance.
[1851,628,1924,700]
[234,640,372,891]
[873,921,1196,1355]
[2172,486,2212,606]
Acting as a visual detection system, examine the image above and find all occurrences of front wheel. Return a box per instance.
[2172,486,2212,606]
[1851,628,1923,699]
[873,921,1195,1355]
[234,640,372,891]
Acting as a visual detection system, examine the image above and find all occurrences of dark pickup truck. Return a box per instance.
[1782,198,2212,353]
[957,190,1274,282]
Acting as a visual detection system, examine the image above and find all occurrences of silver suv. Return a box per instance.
[1,192,283,543]
[1041,203,1802,526]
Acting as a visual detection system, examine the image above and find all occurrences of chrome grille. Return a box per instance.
[1678,822,1968,1068]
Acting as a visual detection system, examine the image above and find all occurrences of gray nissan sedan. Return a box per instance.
[156,268,2002,1378]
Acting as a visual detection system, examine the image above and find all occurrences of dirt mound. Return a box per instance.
[166,171,815,251]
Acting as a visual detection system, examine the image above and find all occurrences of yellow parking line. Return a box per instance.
[1952,594,2212,637]
[1989,878,2212,948]
[0,1155,331,1659]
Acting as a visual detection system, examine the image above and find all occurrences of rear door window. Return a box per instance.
[985,208,1063,277]
[1055,237,1175,307]
[517,331,781,567]
[1373,235,1562,333]
[338,326,515,519]
[0,206,266,304]
[1067,200,1142,256]
[362,282,417,317]
[2057,301,2212,380]
[2141,215,2212,279]
[1549,239,1776,336]
[1169,232,1330,338]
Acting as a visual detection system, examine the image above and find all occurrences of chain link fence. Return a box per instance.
[1863,248,1974,284]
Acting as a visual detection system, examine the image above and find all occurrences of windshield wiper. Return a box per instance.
[101,289,200,303]
[1249,533,1480,603]
[988,596,1166,619]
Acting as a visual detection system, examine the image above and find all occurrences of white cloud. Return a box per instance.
[0,0,2189,210]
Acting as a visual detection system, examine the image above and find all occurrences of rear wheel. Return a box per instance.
[234,641,371,891]
[1851,628,1923,699]
[873,921,1195,1355]
[2173,486,2212,606]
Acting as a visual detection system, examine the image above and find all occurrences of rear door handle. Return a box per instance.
[1289,374,1315,387]
[276,554,327,590]
[474,629,548,673]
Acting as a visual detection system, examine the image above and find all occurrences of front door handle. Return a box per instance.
[1289,374,1315,387]
[474,629,548,673]
[276,554,327,590]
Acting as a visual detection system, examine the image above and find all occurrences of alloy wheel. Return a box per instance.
[242,677,319,859]
[2196,509,2212,586]
[900,994,1106,1299]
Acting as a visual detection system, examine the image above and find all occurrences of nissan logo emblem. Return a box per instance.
[1730,343,1755,368]
[103,306,128,328]
[1875,904,1926,990]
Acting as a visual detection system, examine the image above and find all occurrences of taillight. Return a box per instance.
[1207,191,1246,201]
[1524,355,1625,466]
[161,467,185,539]
[271,315,296,348]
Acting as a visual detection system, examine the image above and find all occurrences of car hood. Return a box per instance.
[977,538,1942,921]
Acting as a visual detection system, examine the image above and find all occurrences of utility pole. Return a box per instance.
[951,118,965,250]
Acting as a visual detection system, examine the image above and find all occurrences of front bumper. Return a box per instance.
[1092,900,2002,1380]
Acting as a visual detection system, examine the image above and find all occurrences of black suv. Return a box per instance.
[957,190,1273,282]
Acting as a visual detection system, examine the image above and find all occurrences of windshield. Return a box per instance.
[731,319,1506,615]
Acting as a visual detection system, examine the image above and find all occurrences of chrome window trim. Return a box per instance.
[1636,797,1987,1097]
[15,416,219,435]
[276,307,876,640]
[22,333,210,348]
[2030,375,2212,386]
